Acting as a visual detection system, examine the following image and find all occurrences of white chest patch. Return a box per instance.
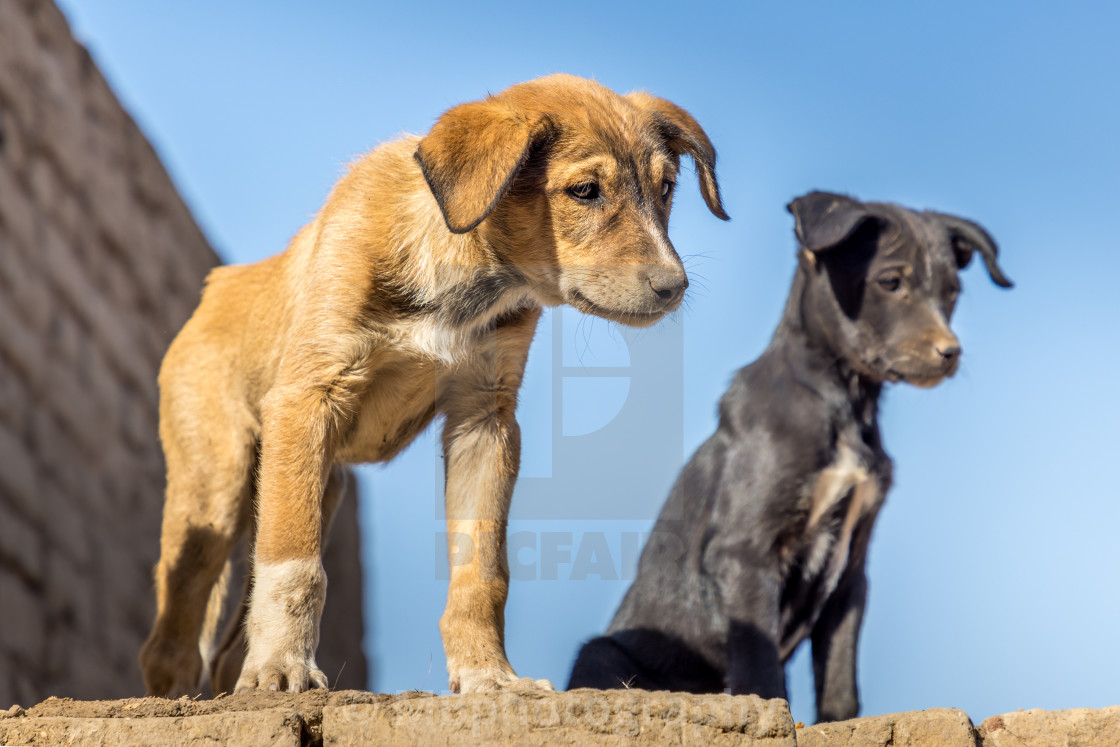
[807,444,871,529]
[389,290,534,367]
[393,315,480,366]
[803,444,880,588]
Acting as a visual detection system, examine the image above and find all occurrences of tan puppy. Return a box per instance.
[139,74,729,697]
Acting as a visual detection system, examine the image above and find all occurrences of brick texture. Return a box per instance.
[0,0,367,705]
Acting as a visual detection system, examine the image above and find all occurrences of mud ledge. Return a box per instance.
[1,689,1117,746]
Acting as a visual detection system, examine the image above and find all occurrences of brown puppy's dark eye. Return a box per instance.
[661,180,675,202]
[877,276,901,292]
[567,182,600,201]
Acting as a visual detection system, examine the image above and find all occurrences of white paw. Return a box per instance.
[237,558,328,693]
[236,658,329,693]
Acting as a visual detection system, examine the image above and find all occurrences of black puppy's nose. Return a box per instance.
[936,344,961,362]
[648,270,688,305]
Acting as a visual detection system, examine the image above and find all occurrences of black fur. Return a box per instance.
[369,265,525,328]
[434,265,525,327]
[568,192,1012,722]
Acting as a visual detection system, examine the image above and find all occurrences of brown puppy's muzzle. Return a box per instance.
[563,260,688,328]
[645,266,689,309]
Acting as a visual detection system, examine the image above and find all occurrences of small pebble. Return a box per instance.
[1,704,25,718]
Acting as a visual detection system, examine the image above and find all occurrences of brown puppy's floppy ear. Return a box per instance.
[786,191,875,252]
[627,92,730,221]
[930,212,1014,288]
[415,100,556,234]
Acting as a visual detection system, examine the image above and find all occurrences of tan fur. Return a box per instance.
[138,74,728,697]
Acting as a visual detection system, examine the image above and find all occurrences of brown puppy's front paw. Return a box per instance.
[451,667,554,694]
[237,559,328,693]
[235,659,329,694]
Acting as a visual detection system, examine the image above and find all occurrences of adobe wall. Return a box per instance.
[0,0,367,704]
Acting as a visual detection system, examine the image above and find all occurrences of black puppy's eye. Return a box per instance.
[877,276,901,292]
[567,182,600,201]
[661,180,675,202]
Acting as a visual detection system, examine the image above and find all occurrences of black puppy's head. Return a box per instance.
[788,191,1012,388]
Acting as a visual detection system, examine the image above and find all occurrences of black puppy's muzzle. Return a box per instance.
[884,334,962,387]
[936,342,961,367]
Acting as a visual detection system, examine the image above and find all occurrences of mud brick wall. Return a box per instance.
[0,0,367,706]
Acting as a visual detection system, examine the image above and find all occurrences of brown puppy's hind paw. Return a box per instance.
[139,637,203,698]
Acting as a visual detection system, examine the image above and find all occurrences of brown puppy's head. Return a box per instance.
[787,191,1013,387]
[414,74,729,327]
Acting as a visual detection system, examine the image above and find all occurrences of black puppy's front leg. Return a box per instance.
[713,554,786,699]
[810,567,867,722]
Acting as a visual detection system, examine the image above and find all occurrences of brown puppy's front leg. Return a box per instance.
[439,309,550,694]
[440,412,551,693]
[211,465,351,694]
[235,385,337,693]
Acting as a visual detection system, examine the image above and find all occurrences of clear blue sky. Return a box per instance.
[58,0,1120,723]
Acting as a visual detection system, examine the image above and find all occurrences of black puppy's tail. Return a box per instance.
[567,636,648,691]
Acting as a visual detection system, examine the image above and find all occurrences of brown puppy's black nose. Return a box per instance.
[648,270,688,305]
[936,344,961,363]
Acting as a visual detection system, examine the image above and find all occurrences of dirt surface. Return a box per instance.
[0,689,795,746]
[1,690,386,745]
[11,687,383,720]
[1,690,1118,746]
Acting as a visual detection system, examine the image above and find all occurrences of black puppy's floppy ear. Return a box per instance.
[415,99,557,234]
[626,91,730,221]
[931,213,1014,288]
[786,191,874,252]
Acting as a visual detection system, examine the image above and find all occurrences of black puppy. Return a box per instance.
[568,192,1012,722]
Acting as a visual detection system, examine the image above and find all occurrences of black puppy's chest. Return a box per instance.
[777,432,888,657]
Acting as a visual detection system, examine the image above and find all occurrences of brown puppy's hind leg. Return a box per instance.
[209,567,250,696]
[139,416,255,697]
